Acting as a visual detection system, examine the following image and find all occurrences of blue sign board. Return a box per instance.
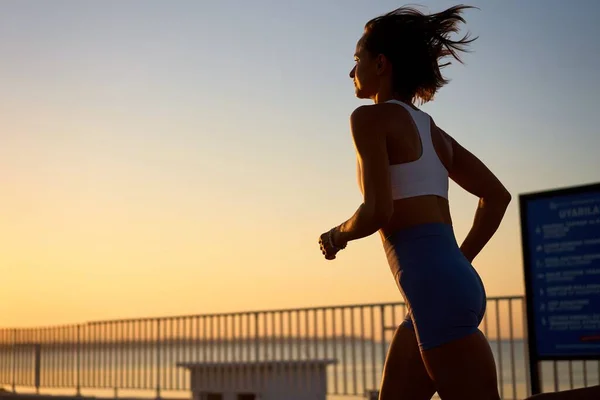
[521,183,600,360]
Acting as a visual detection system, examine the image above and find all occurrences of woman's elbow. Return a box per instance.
[498,188,512,206]
[484,188,512,209]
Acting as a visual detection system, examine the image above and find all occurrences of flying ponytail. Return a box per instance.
[360,4,478,104]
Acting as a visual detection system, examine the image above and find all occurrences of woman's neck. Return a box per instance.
[373,90,411,105]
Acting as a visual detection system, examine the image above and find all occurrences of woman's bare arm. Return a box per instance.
[333,105,394,245]
[438,126,512,262]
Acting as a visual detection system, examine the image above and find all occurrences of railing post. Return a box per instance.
[254,313,260,362]
[522,298,532,397]
[379,305,386,369]
[34,344,41,394]
[11,329,16,393]
[76,325,81,397]
[155,319,161,400]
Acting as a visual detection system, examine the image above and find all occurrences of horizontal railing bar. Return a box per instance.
[0,295,524,329]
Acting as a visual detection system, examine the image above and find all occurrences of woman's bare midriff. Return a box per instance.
[379,195,453,241]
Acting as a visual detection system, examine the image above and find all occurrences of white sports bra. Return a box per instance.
[384,99,449,200]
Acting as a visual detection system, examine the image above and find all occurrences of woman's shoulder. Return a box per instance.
[350,102,415,134]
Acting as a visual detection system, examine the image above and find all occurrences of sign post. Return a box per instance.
[520,183,600,395]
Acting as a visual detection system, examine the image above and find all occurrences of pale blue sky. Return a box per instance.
[2,0,600,325]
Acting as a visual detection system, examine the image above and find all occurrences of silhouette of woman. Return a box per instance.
[319,5,510,399]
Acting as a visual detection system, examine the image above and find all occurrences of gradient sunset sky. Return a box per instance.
[2,0,599,328]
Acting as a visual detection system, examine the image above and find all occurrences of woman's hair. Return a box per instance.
[360,4,477,104]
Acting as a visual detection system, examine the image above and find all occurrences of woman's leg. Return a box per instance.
[379,319,437,400]
[382,224,497,399]
[420,329,500,400]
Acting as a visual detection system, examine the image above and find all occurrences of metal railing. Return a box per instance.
[0,296,598,399]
